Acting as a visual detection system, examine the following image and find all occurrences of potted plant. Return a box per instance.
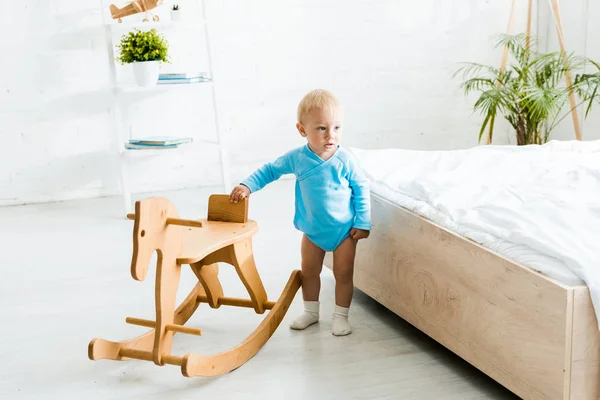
[171,4,181,21]
[116,28,170,87]
[455,33,597,145]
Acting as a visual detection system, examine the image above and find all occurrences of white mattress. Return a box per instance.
[350,140,600,324]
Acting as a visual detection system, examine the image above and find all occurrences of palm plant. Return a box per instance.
[455,33,591,145]
[574,59,600,119]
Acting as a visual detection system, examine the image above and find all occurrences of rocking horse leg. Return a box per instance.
[181,270,302,377]
[230,238,268,314]
[199,238,268,314]
[190,263,223,308]
[152,253,182,365]
[88,281,206,361]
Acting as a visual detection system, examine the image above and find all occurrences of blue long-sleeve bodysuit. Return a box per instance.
[241,144,371,252]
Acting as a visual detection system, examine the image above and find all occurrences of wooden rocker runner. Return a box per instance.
[88,194,302,377]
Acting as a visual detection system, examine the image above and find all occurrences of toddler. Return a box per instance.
[229,89,371,336]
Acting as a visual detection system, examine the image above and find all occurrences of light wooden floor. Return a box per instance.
[0,181,519,400]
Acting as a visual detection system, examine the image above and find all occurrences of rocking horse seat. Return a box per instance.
[178,219,257,265]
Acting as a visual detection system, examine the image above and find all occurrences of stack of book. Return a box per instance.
[158,72,211,85]
[124,136,193,150]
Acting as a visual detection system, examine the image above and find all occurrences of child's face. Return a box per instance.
[296,106,343,156]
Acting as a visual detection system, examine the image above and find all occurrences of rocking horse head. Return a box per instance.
[129,197,183,281]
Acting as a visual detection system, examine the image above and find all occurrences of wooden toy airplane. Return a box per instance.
[110,0,163,23]
[88,194,302,376]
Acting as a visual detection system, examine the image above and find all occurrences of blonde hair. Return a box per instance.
[297,89,342,123]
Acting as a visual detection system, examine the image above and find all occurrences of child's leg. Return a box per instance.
[331,236,357,336]
[290,235,325,330]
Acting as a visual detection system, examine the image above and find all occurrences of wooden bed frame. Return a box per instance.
[324,194,600,400]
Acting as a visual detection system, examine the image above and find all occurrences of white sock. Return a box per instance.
[332,305,352,336]
[290,301,319,330]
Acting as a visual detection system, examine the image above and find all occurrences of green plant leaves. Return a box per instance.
[456,32,599,145]
[116,28,170,65]
[574,59,600,118]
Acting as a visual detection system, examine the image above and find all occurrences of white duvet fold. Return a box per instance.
[351,140,600,326]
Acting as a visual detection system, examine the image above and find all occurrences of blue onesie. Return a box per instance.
[241,144,371,252]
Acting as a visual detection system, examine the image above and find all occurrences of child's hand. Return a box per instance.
[350,228,370,240]
[230,185,250,203]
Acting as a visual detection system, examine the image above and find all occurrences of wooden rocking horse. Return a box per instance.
[88,194,302,377]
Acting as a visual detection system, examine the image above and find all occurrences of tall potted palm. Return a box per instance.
[116,28,170,87]
[455,33,594,145]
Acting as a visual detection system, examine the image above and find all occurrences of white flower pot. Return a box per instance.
[170,10,181,21]
[132,61,159,87]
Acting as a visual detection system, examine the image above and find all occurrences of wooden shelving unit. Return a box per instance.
[101,0,231,214]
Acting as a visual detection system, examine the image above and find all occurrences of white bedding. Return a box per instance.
[350,140,600,325]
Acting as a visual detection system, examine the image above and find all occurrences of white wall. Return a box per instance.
[0,0,531,206]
